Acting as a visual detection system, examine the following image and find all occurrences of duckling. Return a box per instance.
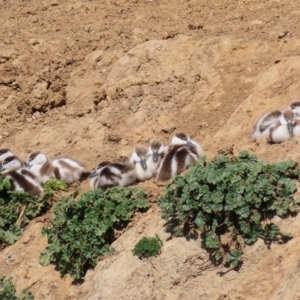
[146,140,165,176]
[0,155,43,197]
[290,101,300,116]
[0,148,14,164]
[129,146,153,181]
[268,109,300,144]
[169,132,204,157]
[25,151,55,183]
[89,161,137,189]
[156,132,203,182]
[251,110,282,139]
[26,151,87,184]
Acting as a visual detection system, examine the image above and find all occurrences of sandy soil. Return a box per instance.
[2,0,300,299]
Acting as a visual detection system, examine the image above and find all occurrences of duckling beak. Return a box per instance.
[287,121,293,133]
[24,163,32,169]
[89,171,98,178]
[140,158,147,169]
[153,151,159,163]
[187,140,196,148]
[0,166,5,172]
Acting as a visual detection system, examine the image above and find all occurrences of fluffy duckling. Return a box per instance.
[89,161,137,189]
[26,151,55,183]
[0,155,43,197]
[251,110,282,139]
[146,140,165,176]
[26,151,87,184]
[0,148,14,164]
[290,101,300,116]
[169,132,204,157]
[129,146,153,182]
[268,109,300,144]
[156,132,203,182]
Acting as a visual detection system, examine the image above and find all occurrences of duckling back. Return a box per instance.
[89,161,137,189]
[251,110,282,139]
[51,157,86,185]
[156,145,198,182]
[1,155,43,197]
[156,132,203,182]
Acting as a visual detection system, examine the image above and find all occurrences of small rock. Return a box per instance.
[33,111,41,119]
[3,132,9,137]
[31,15,38,23]
[51,0,59,6]
[29,38,39,45]
[278,31,289,39]
[26,117,33,123]
[108,134,122,143]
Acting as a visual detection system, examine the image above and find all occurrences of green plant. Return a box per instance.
[40,187,150,280]
[0,277,34,300]
[132,235,163,259]
[158,151,300,268]
[0,175,54,248]
[42,179,68,193]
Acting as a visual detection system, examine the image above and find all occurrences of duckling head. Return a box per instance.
[148,140,164,162]
[0,156,23,173]
[131,146,149,169]
[290,101,300,113]
[26,151,48,169]
[282,110,296,132]
[89,161,111,178]
[171,132,195,148]
[0,148,14,163]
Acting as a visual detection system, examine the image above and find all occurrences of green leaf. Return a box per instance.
[205,233,219,249]
[227,249,242,268]
[39,250,51,266]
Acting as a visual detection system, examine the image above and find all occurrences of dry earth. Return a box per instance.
[2,0,300,299]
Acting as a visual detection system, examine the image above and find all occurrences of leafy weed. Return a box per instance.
[158,151,300,268]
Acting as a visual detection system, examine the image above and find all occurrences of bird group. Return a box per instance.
[89,132,203,189]
[0,149,87,197]
[0,132,203,197]
[251,101,300,143]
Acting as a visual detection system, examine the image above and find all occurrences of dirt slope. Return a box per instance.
[2,0,300,299]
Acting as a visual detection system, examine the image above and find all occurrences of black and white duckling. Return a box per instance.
[89,161,137,190]
[169,132,204,157]
[129,146,153,181]
[146,140,165,176]
[156,132,203,182]
[251,110,282,139]
[26,151,87,185]
[0,148,14,164]
[268,109,300,144]
[290,101,300,116]
[0,155,43,197]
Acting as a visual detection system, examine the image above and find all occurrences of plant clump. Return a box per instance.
[40,187,150,280]
[132,235,163,259]
[0,277,34,300]
[158,150,300,268]
[0,175,58,248]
